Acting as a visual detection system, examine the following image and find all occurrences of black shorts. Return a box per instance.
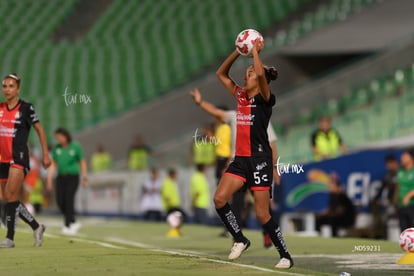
[0,162,29,181]
[225,156,273,191]
[215,157,230,181]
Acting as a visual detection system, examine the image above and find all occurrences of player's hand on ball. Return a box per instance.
[190,88,202,105]
[252,39,264,54]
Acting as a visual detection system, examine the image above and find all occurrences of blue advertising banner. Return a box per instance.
[279,149,402,213]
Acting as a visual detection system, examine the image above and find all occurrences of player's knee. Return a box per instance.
[4,190,17,202]
[255,209,271,225]
[213,193,227,209]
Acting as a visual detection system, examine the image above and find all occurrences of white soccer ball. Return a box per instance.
[399,227,414,252]
[235,29,264,57]
[167,211,183,228]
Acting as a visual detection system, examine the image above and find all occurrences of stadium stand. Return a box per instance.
[0,0,410,167]
[1,0,317,144]
[277,63,414,162]
[267,0,380,49]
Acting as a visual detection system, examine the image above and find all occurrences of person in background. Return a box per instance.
[370,154,399,237]
[128,135,151,170]
[90,144,112,173]
[311,116,347,161]
[395,149,414,231]
[190,164,210,225]
[47,127,88,235]
[373,154,399,207]
[161,169,184,237]
[37,144,52,211]
[140,168,163,221]
[29,177,44,214]
[212,107,232,184]
[192,124,216,167]
[315,172,356,237]
[22,151,40,215]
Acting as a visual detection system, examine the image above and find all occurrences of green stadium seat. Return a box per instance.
[338,91,353,114]
[350,86,371,108]
[277,65,410,164]
[326,99,340,116]
[2,0,365,140]
[294,109,313,125]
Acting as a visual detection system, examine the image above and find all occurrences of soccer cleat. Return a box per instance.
[275,257,293,269]
[70,222,81,233]
[0,238,15,248]
[62,226,76,236]
[33,224,46,247]
[228,239,250,260]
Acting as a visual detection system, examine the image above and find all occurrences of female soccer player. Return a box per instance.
[47,127,88,235]
[0,73,50,248]
[214,42,293,269]
[190,88,280,247]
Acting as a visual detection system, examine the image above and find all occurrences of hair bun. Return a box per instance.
[264,66,278,83]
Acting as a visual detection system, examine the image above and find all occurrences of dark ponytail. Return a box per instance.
[264,66,278,84]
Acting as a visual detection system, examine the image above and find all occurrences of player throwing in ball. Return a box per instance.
[0,73,50,248]
[214,41,293,269]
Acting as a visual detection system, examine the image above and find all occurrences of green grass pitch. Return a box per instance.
[0,216,412,276]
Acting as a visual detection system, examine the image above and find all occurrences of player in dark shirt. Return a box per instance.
[316,173,356,237]
[214,40,293,269]
[373,154,398,205]
[0,73,51,248]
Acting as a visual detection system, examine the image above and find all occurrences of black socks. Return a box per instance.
[5,201,19,240]
[17,203,39,230]
[0,200,5,225]
[216,203,247,243]
[262,218,291,259]
[5,201,39,240]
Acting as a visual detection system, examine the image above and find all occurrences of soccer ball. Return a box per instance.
[235,29,264,57]
[167,211,183,228]
[399,228,414,252]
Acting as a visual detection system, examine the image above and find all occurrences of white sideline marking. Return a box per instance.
[43,232,125,249]
[106,237,309,276]
[70,237,125,249]
[18,227,309,275]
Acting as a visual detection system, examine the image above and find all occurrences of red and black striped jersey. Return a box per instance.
[233,86,275,157]
[0,99,39,165]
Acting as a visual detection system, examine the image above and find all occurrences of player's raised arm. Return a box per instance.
[190,88,227,122]
[251,40,270,102]
[216,50,240,95]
